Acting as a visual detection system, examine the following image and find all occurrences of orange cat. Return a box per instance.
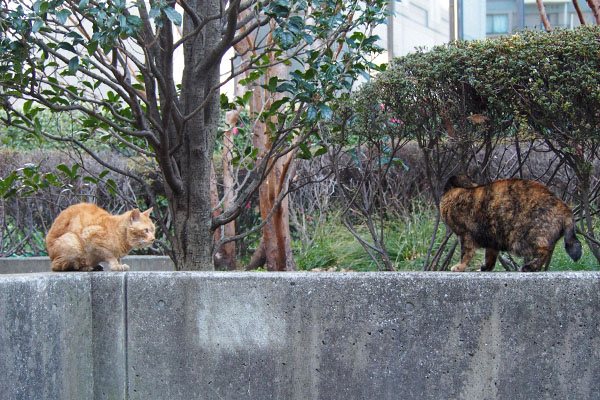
[46,203,155,272]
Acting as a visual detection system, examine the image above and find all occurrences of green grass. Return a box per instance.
[294,203,443,271]
[293,215,373,271]
[546,238,598,272]
[293,204,600,272]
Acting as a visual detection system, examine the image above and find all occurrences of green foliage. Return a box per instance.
[0,110,88,150]
[0,0,392,268]
[295,203,600,272]
[0,161,115,200]
[295,203,436,271]
[338,26,600,270]
[350,26,598,143]
[220,0,389,152]
[0,0,162,154]
[0,0,389,198]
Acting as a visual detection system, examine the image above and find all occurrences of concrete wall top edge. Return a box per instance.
[0,271,92,282]
[1,270,599,282]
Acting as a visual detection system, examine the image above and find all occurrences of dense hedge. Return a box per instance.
[342,26,600,268]
[361,26,600,174]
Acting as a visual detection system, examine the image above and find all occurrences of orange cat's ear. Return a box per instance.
[130,209,141,221]
[142,207,153,217]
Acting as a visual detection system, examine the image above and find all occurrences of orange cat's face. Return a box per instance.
[127,208,156,249]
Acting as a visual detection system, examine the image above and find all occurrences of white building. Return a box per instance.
[387,0,450,57]
[380,0,596,60]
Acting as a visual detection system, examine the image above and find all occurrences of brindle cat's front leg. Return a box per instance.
[451,237,476,272]
[480,248,499,271]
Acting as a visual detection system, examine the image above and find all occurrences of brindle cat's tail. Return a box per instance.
[564,218,582,261]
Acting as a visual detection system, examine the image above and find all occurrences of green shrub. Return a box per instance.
[347,26,600,268]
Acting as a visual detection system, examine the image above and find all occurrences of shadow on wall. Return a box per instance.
[0,271,599,399]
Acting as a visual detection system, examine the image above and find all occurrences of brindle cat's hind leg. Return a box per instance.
[451,237,476,272]
[543,245,555,271]
[480,248,499,271]
[521,247,553,272]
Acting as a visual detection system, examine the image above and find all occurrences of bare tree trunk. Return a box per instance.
[536,0,553,31]
[243,125,295,271]
[169,161,216,271]
[168,0,222,271]
[572,0,587,24]
[260,58,296,271]
[210,162,236,270]
[256,152,296,271]
[213,110,240,270]
[235,25,296,271]
[210,164,220,245]
[585,0,600,24]
[250,85,296,271]
[245,241,266,270]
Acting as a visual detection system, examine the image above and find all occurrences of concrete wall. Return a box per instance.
[0,256,175,273]
[1,271,599,399]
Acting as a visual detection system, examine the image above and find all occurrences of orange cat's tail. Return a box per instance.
[50,255,74,272]
[48,232,87,271]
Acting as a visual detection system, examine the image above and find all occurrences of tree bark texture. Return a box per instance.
[234,24,296,271]
[536,0,552,32]
[585,0,600,24]
[245,240,266,270]
[251,60,296,271]
[572,0,587,24]
[256,154,296,271]
[210,164,236,269]
[214,110,240,270]
[167,0,223,270]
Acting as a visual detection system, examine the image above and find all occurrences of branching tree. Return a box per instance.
[0,0,387,269]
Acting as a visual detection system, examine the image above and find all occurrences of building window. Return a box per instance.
[486,13,509,35]
[409,2,429,27]
[545,12,559,27]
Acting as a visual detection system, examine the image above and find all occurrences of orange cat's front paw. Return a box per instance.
[450,264,466,272]
[110,263,130,271]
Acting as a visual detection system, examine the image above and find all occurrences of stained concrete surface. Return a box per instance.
[0,271,598,399]
[0,255,174,273]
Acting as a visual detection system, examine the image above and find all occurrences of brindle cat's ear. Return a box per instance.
[454,174,478,188]
[130,209,141,221]
[142,207,153,217]
[443,174,478,193]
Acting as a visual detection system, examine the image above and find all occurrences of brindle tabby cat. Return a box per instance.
[46,203,155,272]
[440,175,582,272]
